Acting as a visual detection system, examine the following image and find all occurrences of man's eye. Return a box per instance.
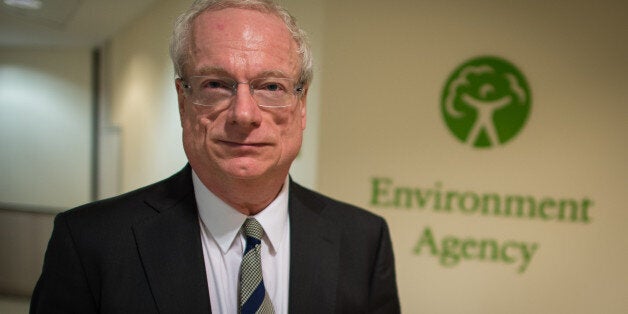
[259,82,286,92]
[266,83,280,91]
[202,80,229,89]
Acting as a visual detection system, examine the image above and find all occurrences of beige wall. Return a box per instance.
[0,209,53,296]
[0,48,90,307]
[0,48,92,209]
[106,0,192,192]
[317,0,627,313]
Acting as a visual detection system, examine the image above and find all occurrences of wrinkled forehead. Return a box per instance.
[186,8,299,76]
[195,8,290,43]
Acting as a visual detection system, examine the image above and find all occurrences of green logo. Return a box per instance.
[441,56,531,148]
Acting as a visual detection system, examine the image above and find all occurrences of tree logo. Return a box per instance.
[441,56,531,148]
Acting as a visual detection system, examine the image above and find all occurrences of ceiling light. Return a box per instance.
[4,0,42,10]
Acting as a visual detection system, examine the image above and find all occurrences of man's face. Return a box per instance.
[177,8,306,185]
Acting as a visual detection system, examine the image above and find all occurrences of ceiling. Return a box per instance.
[0,0,160,47]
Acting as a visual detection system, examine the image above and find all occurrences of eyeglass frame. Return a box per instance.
[178,75,306,108]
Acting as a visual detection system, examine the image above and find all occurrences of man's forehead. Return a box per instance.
[186,8,299,77]
[194,8,289,38]
[190,8,296,55]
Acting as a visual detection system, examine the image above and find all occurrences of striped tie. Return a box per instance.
[239,218,274,314]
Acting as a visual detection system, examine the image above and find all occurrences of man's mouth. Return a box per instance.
[218,140,268,148]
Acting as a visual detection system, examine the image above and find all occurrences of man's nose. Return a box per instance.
[228,84,262,127]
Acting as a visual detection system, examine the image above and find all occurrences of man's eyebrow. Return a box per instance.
[255,70,291,79]
[195,66,231,76]
[193,67,293,79]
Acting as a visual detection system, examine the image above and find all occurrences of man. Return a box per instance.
[31,0,400,313]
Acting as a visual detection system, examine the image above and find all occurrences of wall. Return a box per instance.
[0,209,53,296]
[317,0,627,313]
[280,0,325,189]
[106,0,191,192]
[0,48,91,209]
[0,48,91,301]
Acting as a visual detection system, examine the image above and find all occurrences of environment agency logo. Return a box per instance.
[441,56,531,148]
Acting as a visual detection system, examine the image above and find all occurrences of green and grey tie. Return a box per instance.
[239,218,275,314]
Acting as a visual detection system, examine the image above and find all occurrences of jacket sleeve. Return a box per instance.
[30,213,98,314]
[368,219,401,314]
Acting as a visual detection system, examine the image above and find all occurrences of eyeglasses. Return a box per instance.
[180,76,304,108]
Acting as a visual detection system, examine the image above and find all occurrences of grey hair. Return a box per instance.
[169,0,313,87]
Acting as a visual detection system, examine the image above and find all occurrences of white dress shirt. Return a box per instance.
[192,171,290,314]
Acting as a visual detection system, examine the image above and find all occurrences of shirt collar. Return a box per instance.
[193,170,289,255]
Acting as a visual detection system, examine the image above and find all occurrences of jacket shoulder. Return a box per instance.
[59,165,193,230]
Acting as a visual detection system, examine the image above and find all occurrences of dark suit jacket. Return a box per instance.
[31,165,400,313]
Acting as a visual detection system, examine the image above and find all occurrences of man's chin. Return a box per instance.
[219,158,275,180]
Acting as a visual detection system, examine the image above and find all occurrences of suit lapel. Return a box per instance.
[132,166,211,314]
[131,170,340,313]
[288,182,341,313]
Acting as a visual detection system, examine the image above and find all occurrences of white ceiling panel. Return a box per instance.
[0,0,160,47]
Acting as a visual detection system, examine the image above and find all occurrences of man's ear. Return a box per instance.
[175,79,186,125]
[299,87,308,130]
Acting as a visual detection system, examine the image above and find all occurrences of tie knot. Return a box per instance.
[242,218,264,240]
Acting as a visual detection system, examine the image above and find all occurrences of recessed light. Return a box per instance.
[4,0,42,10]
